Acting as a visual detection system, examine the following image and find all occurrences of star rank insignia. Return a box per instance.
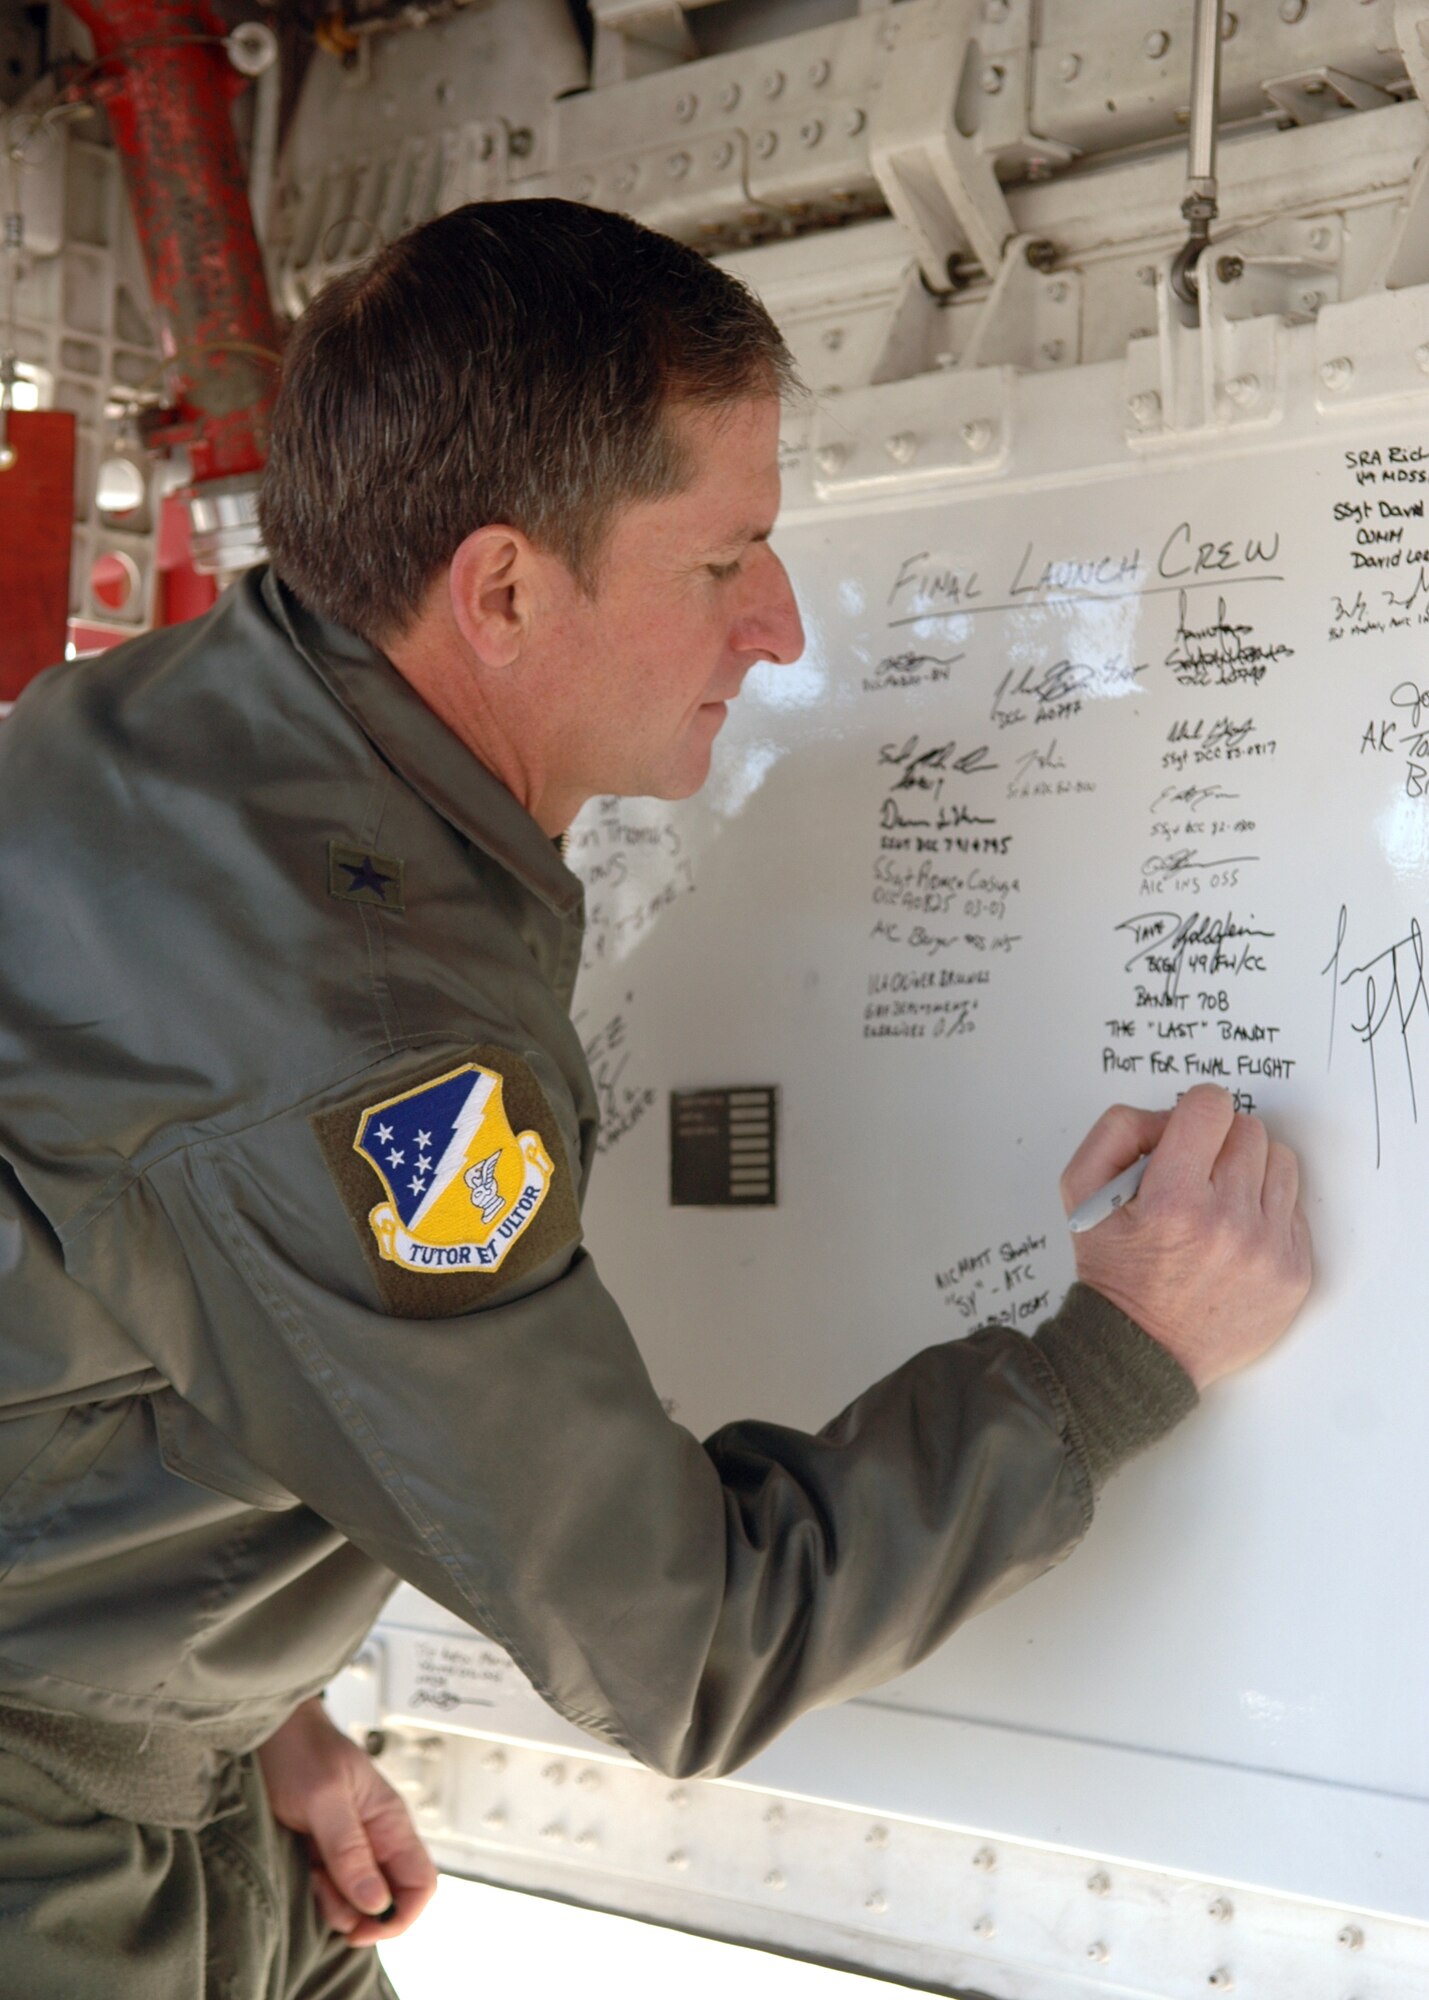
[328,841,405,910]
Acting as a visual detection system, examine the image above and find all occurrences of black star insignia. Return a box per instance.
[339,855,395,900]
[328,841,405,910]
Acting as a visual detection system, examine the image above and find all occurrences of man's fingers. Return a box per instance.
[1210,1112,1270,1206]
[365,1792,438,1906]
[1141,1084,1237,1199]
[305,1796,391,1917]
[309,1864,359,1937]
[1061,1105,1171,1213]
[1262,1139,1300,1220]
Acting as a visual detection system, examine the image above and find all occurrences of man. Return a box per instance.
[0,200,1310,1995]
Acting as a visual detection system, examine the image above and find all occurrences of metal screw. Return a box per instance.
[667,151,691,178]
[1338,1926,1365,1951]
[763,69,785,98]
[865,1823,889,1847]
[1320,355,1354,390]
[667,1849,690,1870]
[981,63,1005,93]
[1087,1941,1110,1964]
[754,130,777,159]
[1145,30,1170,58]
[972,1845,998,1871]
[1208,1972,1234,1992]
[885,431,917,464]
[482,1749,507,1773]
[845,107,866,135]
[973,1915,996,1939]
[1129,389,1162,428]
[675,92,697,122]
[807,57,831,86]
[1301,288,1325,310]
[1208,1896,1235,1922]
[508,126,534,158]
[710,140,734,169]
[1415,341,1429,374]
[800,119,823,147]
[1058,53,1082,82]
[866,1891,889,1914]
[1309,224,1332,251]
[1216,254,1245,282]
[1025,238,1058,272]
[766,1869,787,1890]
[1041,339,1066,363]
[962,419,995,452]
[482,1807,506,1831]
[1087,1871,1111,1897]
[815,442,848,475]
[1279,0,1306,17]
[720,81,741,110]
[363,1729,387,1757]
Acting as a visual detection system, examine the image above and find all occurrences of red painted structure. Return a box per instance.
[63,0,281,489]
[0,411,76,695]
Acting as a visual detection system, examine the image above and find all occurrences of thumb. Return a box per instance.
[305,1795,392,1917]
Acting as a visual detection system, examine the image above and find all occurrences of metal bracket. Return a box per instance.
[1123,259,1286,445]
[1313,280,1429,412]
[1262,65,1397,125]
[808,363,1012,500]
[956,234,1081,373]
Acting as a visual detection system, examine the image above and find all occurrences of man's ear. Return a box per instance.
[448,525,533,668]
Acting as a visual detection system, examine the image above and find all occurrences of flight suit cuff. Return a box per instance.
[1031,1282,1199,1493]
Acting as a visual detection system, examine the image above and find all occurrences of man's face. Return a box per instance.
[535,395,805,814]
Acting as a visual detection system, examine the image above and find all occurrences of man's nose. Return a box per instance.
[740,547,804,664]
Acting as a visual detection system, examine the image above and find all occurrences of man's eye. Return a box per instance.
[707,559,743,581]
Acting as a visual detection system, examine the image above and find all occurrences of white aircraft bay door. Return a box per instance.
[330,301,1429,1997]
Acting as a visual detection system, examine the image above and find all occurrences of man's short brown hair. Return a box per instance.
[259,199,795,644]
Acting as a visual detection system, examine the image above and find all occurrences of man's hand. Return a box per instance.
[1061,1084,1312,1389]
[257,1697,438,1946]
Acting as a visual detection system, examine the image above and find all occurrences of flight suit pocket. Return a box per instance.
[152,1390,298,1513]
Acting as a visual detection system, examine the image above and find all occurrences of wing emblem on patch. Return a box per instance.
[353,1063,555,1274]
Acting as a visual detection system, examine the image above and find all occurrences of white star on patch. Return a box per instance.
[409,1174,426,1196]
[376,1123,394,1144]
[387,1148,405,1168]
[416,1130,433,1149]
[417,1154,432,1173]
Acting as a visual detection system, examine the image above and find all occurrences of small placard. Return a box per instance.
[670,1086,777,1207]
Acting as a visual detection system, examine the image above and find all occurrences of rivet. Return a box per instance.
[961,419,995,453]
[542,1762,567,1785]
[1087,1871,1111,1897]
[1414,341,1429,374]
[754,130,777,159]
[981,64,1005,93]
[1058,54,1082,82]
[573,173,595,199]
[1301,288,1325,310]
[764,1803,786,1825]
[1320,355,1354,390]
[1041,338,1065,363]
[675,93,697,121]
[508,127,534,158]
[1129,389,1162,428]
[973,1915,996,1939]
[667,1787,690,1809]
[482,1807,506,1831]
[710,140,734,169]
[720,82,741,110]
[1138,263,1158,286]
[574,1829,599,1851]
[885,430,917,463]
[576,1769,601,1790]
[821,327,845,351]
[666,151,691,179]
[1225,373,1259,406]
[845,107,866,136]
[540,1821,565,1842]
[1087,1941,1110,1964]
[807,57,831,86]
[1279,0,1306,17]
[1221,11,1237,36]
[800,119,823,147]
[1145,29,1170,58]
[1216,254,1245,283]
[482,1749,507,1773]
[1208,1972,1233,1992]
[865,1891,888,1914]
[766,1869,787,1891]
[972,1846,998,1872]
[1048,279,1069,302]
[1310,224,1332,251]
[763,69,785,98]
[1209,1896,1234,1923]
[667,1849,690,1870]
[865,1824,890,1847]
[1338,1925,1365,1951]
[612,166,637,194]
[815,442,848,475]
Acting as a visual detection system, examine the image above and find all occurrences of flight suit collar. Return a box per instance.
[259,567,584,926]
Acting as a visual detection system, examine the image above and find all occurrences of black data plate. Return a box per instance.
[670,1086,778,1207]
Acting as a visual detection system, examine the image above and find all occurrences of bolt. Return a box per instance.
[576,1768,601,1790]
[972,1846,998,1871]
[754,130,777,159]
[865,1823,889,1847]
[1310,224,1332,251]
[363,1729,387,1757]
[675,92,697,121]
[1320,355,1354,391]
[1415,341,1429,374]
[1225,374,1258,408]
[1279,0,1306,17]
[885,431,917,463]
[766,1869,787,1891]
[1025,238,1058,272]
[815,443,848,475]
[710,140,734,169]
[808,57,831,86]
[1087,1871,1111,1897]
[540,1821,565,1842]
[1145,30,1171,58]
[612,166,636,194]
[981,63,1005,93]
[1048,279,1069,302]
[574,1829,599,1851]
[667,1849,690,1870]
[1216,254,1245,282]
[1338,1925,1365,1951]
[573,173,595,199]
[666,151,691,178]
[1208,1972,1233,1992]
[800,119,823,147]
[482,1807,506,1831]
[1129,389,1162,428]
[764,1803,786,1825]
[973,1916,996,1940]
[1087,1941,1110,1964]
[508,126,534,158]
[543,1762,567,1784]
[1058,53,1082,82]
[720,81,741,110]
[845,107,867,135]
[763,69,785,98]
[1138,262,1158,286]
[667,1787,689,1809]
[865,1891,889,1914]
[1041,339,1066,363]
[821,327,845,351]
[962,419,995,452]
[482,1749,507,1773]
[1208,1896,1235,1922]
[1301,288,1325,310]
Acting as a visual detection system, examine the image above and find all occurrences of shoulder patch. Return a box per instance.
[329,842,405,910]
[312,1046,581,1318]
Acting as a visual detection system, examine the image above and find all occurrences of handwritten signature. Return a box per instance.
[1324,903,1428,1167]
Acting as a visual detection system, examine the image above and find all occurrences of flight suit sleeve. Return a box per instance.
[73,1042,1195,1781]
